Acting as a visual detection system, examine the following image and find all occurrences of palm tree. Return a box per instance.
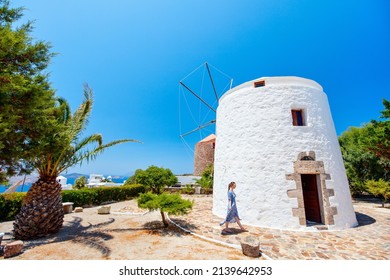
[13,85,139,240]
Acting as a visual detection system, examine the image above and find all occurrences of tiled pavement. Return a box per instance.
[171,195,390,260]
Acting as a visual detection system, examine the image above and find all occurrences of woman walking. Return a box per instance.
[220,181,247,233]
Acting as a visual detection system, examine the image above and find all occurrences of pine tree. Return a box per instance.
[363,99,390,160]
[0,1,140,239]
[0,0,57,183]
[133,166,193,227]
[339,99,390,195]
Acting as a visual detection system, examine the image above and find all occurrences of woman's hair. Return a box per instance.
[228,181,236,192]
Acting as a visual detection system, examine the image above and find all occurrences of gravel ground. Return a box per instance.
[0,198,254,260]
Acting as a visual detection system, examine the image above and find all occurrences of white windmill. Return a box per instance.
[179,64,357,231]
[212,76,357,230]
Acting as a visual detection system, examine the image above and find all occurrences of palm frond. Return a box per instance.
[57,138,141,174]
[74,133,103,152]
[33,84,141,178]
[66,84,93,142]
[51,86,92,169]
[55,97,71,123]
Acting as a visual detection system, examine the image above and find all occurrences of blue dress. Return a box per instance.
[220,190,240,226]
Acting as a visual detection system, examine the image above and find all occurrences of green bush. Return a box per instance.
[0,192,26,222]
[0,184,145,222]
[62,184,145,207]
[180,185,195,195]
[61,188,99,207]
[366,179,390,207]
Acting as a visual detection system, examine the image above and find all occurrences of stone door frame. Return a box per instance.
[286,151,337,227]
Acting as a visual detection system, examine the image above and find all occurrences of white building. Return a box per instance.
[87,174,108,187]
[87,174,122,187]
[56,175,72,190]
[213,76,357,230]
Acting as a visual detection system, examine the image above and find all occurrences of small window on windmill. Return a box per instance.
[291,109,305,126]
[301,156,314,161]
[254,80,265,88]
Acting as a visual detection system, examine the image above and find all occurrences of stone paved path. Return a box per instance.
[171,195,390,260]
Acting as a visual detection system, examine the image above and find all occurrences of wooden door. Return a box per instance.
[301,174,322,224]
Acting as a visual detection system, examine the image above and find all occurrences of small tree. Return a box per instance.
[131,165,178,194]
[195,164,213,194]
[74,176,87,189]
[134,166,193,227]
[180,184,195,195]
[366,179,390,207]
[138,192,193,227]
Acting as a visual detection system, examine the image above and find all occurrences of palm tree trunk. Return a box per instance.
[13,177,64,240]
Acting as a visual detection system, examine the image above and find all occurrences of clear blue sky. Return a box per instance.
[14,0,390,176]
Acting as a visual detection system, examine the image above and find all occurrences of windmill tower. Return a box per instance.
[212,76,357,230]
[193,134,216,176]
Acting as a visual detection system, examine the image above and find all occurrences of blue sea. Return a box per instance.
[0,177,128,194]
[0,184,31,193]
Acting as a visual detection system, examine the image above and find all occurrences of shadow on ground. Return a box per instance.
[18,216,157,258]
[143,220,192,237]
[355,211,376,227]
[169,218,199,232]
[13,216,197,258]
[20,216,116,257]
[220,228,248,235]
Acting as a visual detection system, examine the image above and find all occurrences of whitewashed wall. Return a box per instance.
[213,76,357,230]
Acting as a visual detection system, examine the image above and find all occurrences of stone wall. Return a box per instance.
[194,136,215,176]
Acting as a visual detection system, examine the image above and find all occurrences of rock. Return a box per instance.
[97,206,111,214]
[3,240,24,258]
[74,207,83,212]
[240,236,260,258]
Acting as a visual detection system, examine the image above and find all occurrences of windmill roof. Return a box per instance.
[199,134,216,143]
[220,76,323,103]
